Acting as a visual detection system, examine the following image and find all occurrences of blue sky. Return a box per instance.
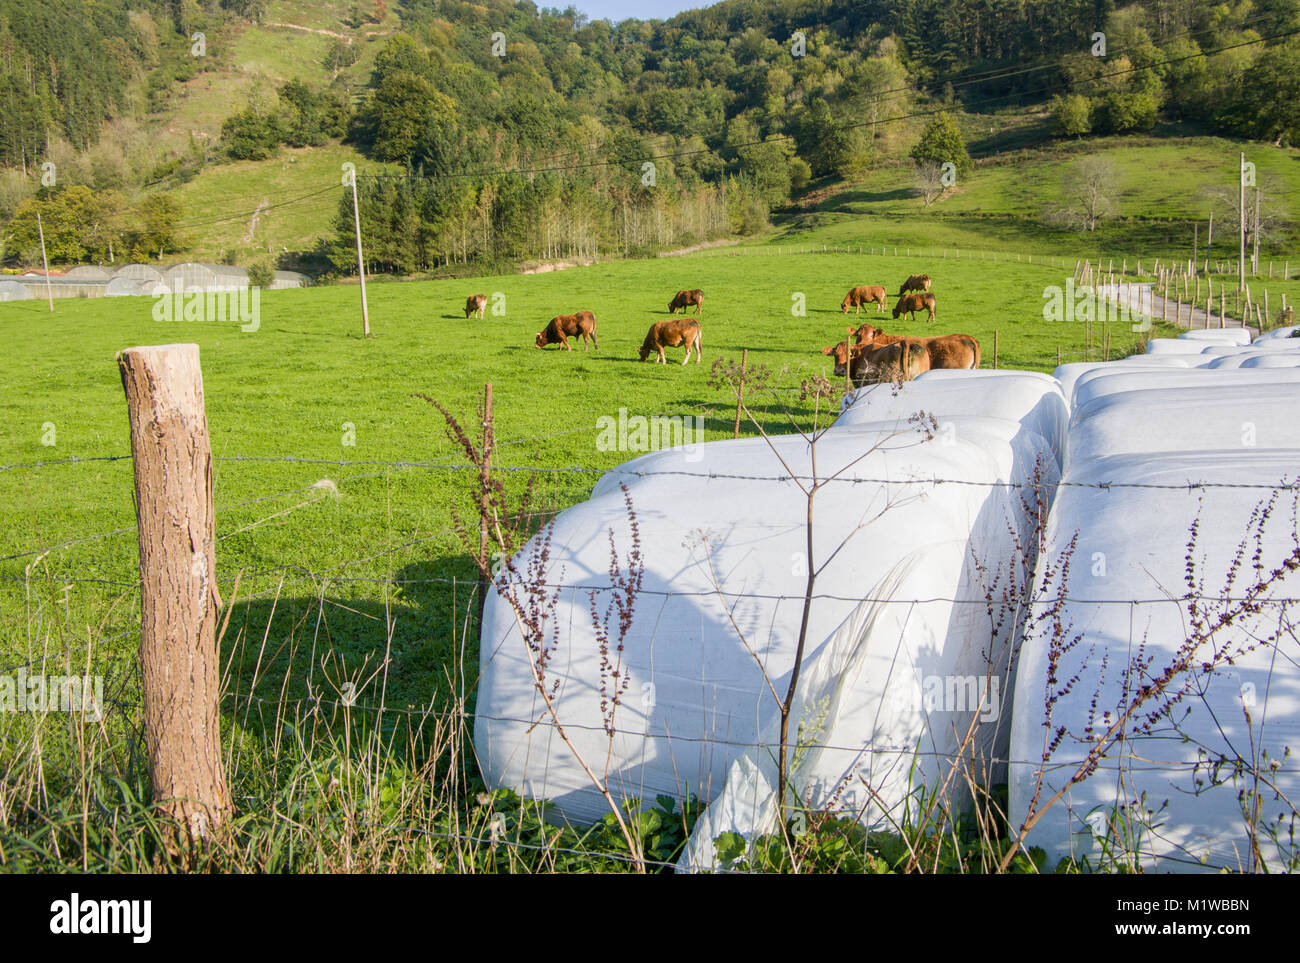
[562,1,718,22]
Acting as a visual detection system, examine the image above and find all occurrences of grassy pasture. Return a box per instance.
[0,252,1107,692]
[784,134,1300,262]
[0,251,1127,869]
[169,146,391,263]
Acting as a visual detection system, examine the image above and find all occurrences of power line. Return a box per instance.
[172,184,340,230]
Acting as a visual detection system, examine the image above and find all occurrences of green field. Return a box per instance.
[780,131,1300,264]
[0,251,1161,871]
[169,146,394,264]
[0,252,1110,684]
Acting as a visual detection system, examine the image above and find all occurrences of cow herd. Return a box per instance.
[827,273,980,385]
[463,270,978,381]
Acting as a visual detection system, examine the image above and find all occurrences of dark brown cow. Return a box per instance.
[668,289,704,314]
[898,274,933,295]
[840,285,888,315]
[892,291,937,323]
[465,293,488,319]
[640,318,702,364]
[849,324,980,370]
[822,337,930,385]
[535,311,598,351]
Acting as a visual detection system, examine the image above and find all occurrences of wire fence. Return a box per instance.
[3,373,1299,874]
[671,239,1297,283]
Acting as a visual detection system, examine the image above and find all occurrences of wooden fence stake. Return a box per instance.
[478,382,495,624]
[117,343,229,846]
[993,330,998,369]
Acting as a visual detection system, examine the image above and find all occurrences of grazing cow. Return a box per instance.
[849,323,980,370]
[898,274,932,295]
[535,312,599,351]
[822,337,930,385]
[892,291,937,323]
[668,289,704,314]
[464,293,488,319]
[640,318,702,365]
[840,285,888,314]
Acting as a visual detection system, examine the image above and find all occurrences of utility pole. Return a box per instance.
[1239,152,1246,292]
[36,212,53,312]
[347,165,370,337]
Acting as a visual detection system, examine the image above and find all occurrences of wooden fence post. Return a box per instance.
[117,343,229,845]
[479,382,494,585]
[993,330,999,370]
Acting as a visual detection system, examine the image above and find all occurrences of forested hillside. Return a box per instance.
[2,0,1299,273]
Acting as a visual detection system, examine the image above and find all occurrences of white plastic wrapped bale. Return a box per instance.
[1178,329,1252,345]
[1239,355,1300,368]
[1197,340,1300,357]
[1055,360,1192,407]
[1009,373,1300,871]
[1204,353,1300,369]
[1255,325,1298,341]
[1145,338,1212,355]
[475,373,1067,868]
[1070,369,1300,427]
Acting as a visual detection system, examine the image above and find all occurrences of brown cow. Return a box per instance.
[892,291,937,323]
[840,285,888,314]
[465,293,488,319]
[822,337,930,385]
[849,323,980,370]
[535,311,598,351]
[898,274,932,295]
[668,289,704,314]
[640,318,702,365]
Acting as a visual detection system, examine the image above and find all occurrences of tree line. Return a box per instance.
[3,0,1300,271]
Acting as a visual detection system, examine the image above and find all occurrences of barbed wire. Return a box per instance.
[3,464,1295,571]
[14,673,1291,790]
[0,454,130,473]
[69,687,1288,777]
[10,450,1288,493]
[0,627,139,677]
[10,562,1294,612]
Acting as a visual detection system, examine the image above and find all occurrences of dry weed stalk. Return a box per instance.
[415,392,651,871]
